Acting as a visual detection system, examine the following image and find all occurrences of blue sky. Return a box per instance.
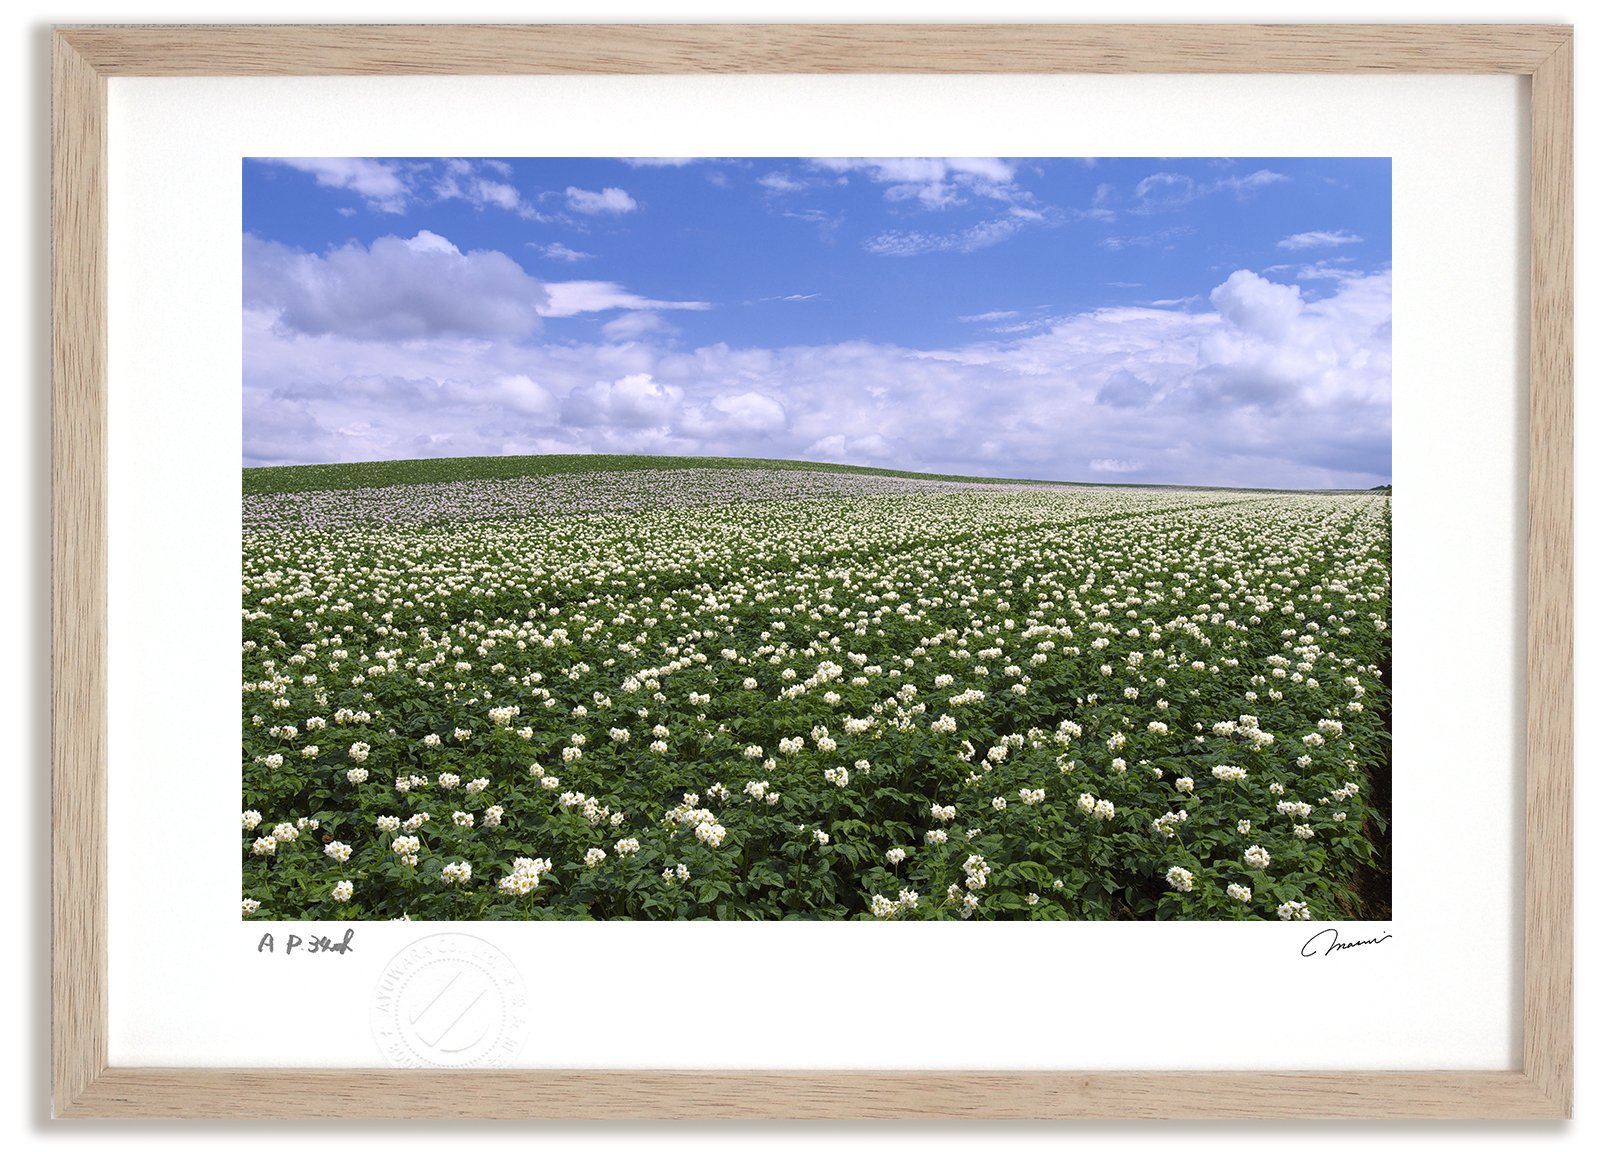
[243,157,1391,486]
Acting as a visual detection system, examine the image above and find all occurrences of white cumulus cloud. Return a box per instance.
[601,311,677,342]
[538,242,592,262]
[566,186,639,214]
[1209,270,1304,341]
[711,392,787,434]
[259,158,412,213]
[243,231,548,341]
[813,157,1019,209]
[759,172,806,193]
[562,373,681,428]
[434,159,541,219]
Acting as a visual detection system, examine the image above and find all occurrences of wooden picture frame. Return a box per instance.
[51,23,1573,1120]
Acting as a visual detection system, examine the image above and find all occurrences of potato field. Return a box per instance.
[241,456,1390,921]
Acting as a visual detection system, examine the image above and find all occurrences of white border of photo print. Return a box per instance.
[107,71,1520,1070]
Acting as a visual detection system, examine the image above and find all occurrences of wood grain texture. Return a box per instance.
[58,23,1570,76]
[50,30,108,1120]
[62,1068,1566,1121]
[1524,31,1575,1119]
[49,22,1575,1121]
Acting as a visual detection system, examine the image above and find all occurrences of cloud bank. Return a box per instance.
[245,230,1390,489]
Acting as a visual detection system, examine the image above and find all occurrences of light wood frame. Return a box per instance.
[51,23,1573,1120]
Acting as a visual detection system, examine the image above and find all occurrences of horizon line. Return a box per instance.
[241,450,1392,496]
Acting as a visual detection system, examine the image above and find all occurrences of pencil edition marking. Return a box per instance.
[256,928,356,955]
[1300,927,1392,957]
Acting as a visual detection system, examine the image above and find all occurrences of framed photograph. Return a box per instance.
[53,23,1572,1119]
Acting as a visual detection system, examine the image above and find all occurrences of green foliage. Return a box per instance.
[241,457,1391,922]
